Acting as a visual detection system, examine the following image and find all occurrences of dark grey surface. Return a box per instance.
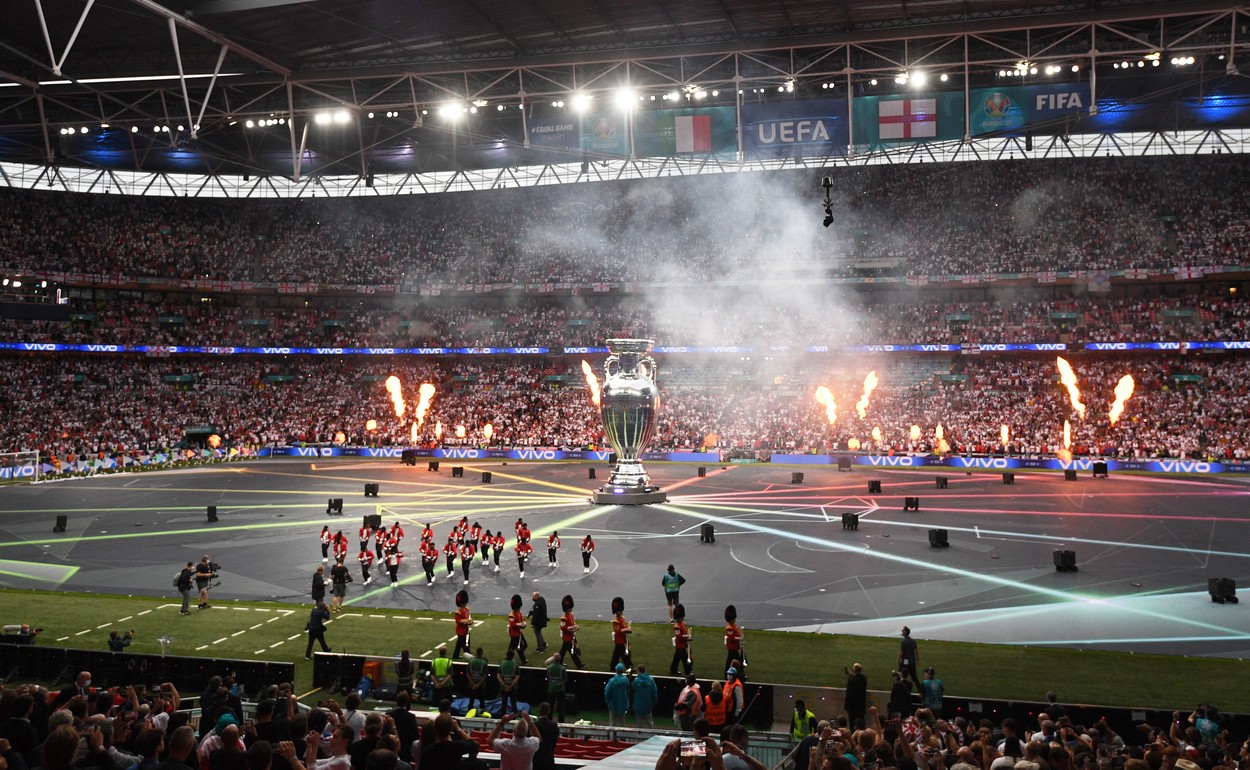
[2,459,1247,656]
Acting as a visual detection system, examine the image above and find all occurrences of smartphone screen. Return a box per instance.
[680,739,706,758]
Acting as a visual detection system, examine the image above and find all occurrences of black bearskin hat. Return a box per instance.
[510,594,523,611]
[611,596,624,614]
[561,594,574,612]
[455,589,469,608]
[724,604,737,623]
[672,603,686,620]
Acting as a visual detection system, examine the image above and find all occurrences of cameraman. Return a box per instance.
[196,555,218,610]
[107,630,133,652]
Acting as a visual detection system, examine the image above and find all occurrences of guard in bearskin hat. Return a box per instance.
[724,603,746,675]
[506,594,529,665]
[453,589,471,659]
[558,594,583,668]
[609,596,633,672]
[669,602,692,677]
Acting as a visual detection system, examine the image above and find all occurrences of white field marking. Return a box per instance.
[254,650,267,655]
[250,624,263,630]
[230,607,250,611]
[197,645,209,650]
[137,610,152,615]
[420,650,433,657]
[269,642,283,648]
[118,616,132,622]
[213,637,228,644]
[267,617,280,622]
[96,623,111,629]
[75,630,91,636]
[56,636,69,641]
[287,634,301,641]
[231,630,246,637]
[369,614,386,618]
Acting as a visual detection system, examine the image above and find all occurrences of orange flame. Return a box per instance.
[1056,356,1087,420]
[333,431,346,444]
[581,360,601,407]
[1108,375,1135,425]
[455,425,466,439]
[909,424,921,442]
[856,371,879,419]
[935,423,949,454]
[414,383,436,428]
[1063,419,1071,449]
[814,386,837,426]
[871,426,882,443]
[385,375,406,419]
[435,421,443,439]
[1001,424,1010,446]
[847,437,861,450]
[366,419,378,431]
[207,434,221,449]
[483,423,494,441]
[411,423,419,443]
[935,423,944,441]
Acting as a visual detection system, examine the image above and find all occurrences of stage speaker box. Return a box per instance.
[428,461,440,472]
[928,528,949,547]
[837,457,853,472]
[903,497,920,511]
[935,476,948,489]
[364,483,379,497]
[1208,578,1238,604]
[364,514,382,530]
[400,449,416,466]
[868,480,882,494]
[697,467,706,478]
[327,498,343,515]
[791,472,804,484]
[608,453,618,465]
[1064,469,1078,481]
[1092,461,1108,478]
[588,467,596,480]
[207,505,218,523]
[1053,550,1078,572]
[451,467,464,478]
[842,513,859,531]
[1003,473,1015,485]
[482,472,492,483]
[700,523,715,543]
[53,515,67,533]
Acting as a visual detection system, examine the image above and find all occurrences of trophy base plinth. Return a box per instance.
[591,486,669,505]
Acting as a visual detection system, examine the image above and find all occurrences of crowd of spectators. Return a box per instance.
[2,155,1249,287]
[1,351,1246,465]
[2,291,1249,350]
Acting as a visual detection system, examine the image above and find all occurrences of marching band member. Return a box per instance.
[420,540,438,585]
[547,530,561,567]
[357,547,374,586]
[453,590,472,659]
[515,538,532,578]
[610,596,633,672]
[459,540,476,585]
[507,594,529,665]
[558,594,583,668]
[580,535,595,574]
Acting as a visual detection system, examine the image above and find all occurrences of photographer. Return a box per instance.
[106,630,133,652]
[654,719,725,770]
[196,555,219,610]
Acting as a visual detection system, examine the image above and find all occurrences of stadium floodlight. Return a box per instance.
[570,92,592,112]
[613,88,636,111]
[333,110,350,124]
[911,70,927,86]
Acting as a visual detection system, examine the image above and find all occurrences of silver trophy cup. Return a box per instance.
[600,338,661,491]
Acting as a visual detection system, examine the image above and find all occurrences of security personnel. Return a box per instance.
[609,596,633,672]
[420,541,438,585]
[581,535,595,574]
[669,603,692,677]
[443,536,458,578]
[547,531,561,567]
[662,564,686,619]
[497,648,521,715]
[507,594,529,665]
[515,539,532,578]
[724,604,745,675]
[320,526,332,562]
[703,684,730,734]
[431,645,454,704]
[466,648,489,715]
[546,652,568,722]
[357,548,374,586]
[723,667,745,722]
[558,595,583,668]
[791,699,818,742]
[453,590,472,659]
[459,541,475,585]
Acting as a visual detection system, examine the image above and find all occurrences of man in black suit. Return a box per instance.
[528,592,549,653]
[51,671,92,709]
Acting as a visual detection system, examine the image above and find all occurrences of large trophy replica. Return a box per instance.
[591,339,668,505]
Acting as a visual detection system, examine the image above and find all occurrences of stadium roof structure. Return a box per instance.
[1,0,1249,193]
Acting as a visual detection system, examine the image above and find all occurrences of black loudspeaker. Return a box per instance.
[451,467,464,478]
[928,528,949,547]
[1002,473,1015,485]
[697,467,706,478]
[327,498,343,515]
[400,449,416,466]
[364,483,379,497]
[53,515,67,533]
[1064,469,1078,481]
[608,453,618,465]
[791,472,804,484]
[868,480,882,494]
[206,505,218,523]
[1208,578,1238,604]
[1092,461,1108,478]
[837,456,853,472]
[842,513,859,531]
[588,467,596,479]
[428,461,440,472]
[935,476,948,489]
[700,523,715,543]
[903,497,920,511]
[1053,550,1078,572]
[364,514,382,530]
[482,472,492,483]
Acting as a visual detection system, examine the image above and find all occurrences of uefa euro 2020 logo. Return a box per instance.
[983,92,1012,117]
[591,117,616,140]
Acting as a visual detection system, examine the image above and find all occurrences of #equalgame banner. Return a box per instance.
[527,114,580,150]
[741,98,849,157]
[632,107,736,156]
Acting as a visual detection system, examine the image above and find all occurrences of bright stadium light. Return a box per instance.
[570,92,592,112]
[613,88,636,111]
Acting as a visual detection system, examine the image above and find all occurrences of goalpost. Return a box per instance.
[0,451,42,482]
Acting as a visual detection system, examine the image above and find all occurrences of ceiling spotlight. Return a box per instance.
[939,73,948,82]
[80,126,88,134]
[570,92,591,112]
[333,110,350,123]
[614,88,637,110]
[497,105,505,111]
[367,112,375,119]
[177,125,185,132]
[711,90,719,96]
[131,126,138,133]
[869,79,877,86]
[1071,64,1080,72]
